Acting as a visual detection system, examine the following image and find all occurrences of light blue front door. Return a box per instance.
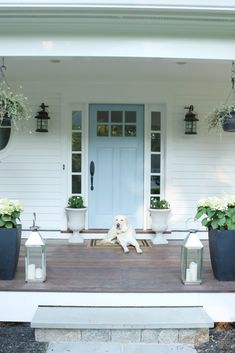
[89,104,144,229]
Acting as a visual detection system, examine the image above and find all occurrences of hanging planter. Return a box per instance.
[206,61,235,133]
[0,59,32,129]
[223,109,235,132]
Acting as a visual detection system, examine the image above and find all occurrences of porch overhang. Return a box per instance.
[0,1,235,59]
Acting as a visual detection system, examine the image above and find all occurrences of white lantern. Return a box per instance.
[25,229,46,282]
[181,232,203,285]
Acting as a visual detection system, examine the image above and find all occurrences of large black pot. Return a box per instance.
[0,225,22,280]
[208,229,235,281]
[223,111,235,132]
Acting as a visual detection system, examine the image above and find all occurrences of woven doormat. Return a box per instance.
[89,239,151,248]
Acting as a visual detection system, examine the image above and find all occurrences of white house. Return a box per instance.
[1,0,235,324]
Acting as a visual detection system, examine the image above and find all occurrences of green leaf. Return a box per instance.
[211,220,219,229]
[4,222,13,228]
[2,215,11,222]
[195,210,205,219]
[201,218,209,226]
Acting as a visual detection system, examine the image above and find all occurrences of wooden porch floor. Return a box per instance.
[1,240,235,293]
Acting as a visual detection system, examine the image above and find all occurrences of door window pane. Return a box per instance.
[151,155,161,173]
[111,125,122,136]
[125,111,136,123]
[97,111,109,123]
[125,125,136,137]
[97,124,109,136]
[72,154,81,173]
[111,111,123,123]
[151,112,161,130]
[151,133,161,152]
[72,111,82,130]
[72,175,81,194]
[151,176,160,194]
[72,132,82,151]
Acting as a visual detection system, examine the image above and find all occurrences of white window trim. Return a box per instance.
[144,103,166,230]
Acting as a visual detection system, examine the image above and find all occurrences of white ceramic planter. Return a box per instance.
[65,208,87,244]
[149,208,171,244]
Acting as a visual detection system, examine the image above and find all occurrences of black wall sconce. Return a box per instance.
[35,103,50,132]
[184,105,198,135]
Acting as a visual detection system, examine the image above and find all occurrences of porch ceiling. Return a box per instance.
[3,57,232,83]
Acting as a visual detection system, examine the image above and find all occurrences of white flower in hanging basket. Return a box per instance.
[206,102,235,132]
[0,81,32,128]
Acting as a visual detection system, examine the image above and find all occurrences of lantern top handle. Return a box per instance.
[185,217,200,233]
[30,212,40,231]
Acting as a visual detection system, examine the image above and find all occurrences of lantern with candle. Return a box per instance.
[25,214,46,282]
[181,231,203,285]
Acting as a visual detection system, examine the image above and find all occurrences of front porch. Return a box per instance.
[1,239,235,323]
[1,239,234,293]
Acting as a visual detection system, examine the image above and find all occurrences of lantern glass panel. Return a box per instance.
[25,245,46,282]
[181,246,203,284]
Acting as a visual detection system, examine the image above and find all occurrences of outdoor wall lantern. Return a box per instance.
[184,105,198,135]
[35,103,50,132]
[25,213,46,282]
[181,231,203,285]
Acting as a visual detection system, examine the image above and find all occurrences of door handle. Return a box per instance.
[90,161,95,190]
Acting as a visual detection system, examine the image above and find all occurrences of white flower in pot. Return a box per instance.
[65,196,87,244]
[149,198,171,245]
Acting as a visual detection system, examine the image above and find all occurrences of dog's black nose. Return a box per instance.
[116,223,120,229]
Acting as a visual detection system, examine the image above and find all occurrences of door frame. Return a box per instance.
[66,102,166,231]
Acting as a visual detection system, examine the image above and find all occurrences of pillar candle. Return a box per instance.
[28,264,36,280]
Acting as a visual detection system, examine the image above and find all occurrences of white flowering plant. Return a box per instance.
[0,199,23,228]
[195,196,235,230]
[207,103,235,132]
[150,197,170,209]
[0,82,31,128]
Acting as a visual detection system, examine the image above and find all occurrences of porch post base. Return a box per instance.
[152,233,168,245]
[68,231,84,244]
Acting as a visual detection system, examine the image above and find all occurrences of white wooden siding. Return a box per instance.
[0,90,63,230]
[0,79,234,232]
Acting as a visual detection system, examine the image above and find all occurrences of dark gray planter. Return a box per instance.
[223,111,235,132]
[0,225,22,280]
[208,229,235,281]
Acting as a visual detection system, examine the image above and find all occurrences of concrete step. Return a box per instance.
[32,306,213,345]
[46,342,198,353]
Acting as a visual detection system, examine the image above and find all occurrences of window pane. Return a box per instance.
[125,125,136,137]
[111,125,122,136]
[0,127,11,151]
[151,133,161,152]
[97,124,109,136]
[97,111,109,123]
[72,175,81,194]
[151,154,161,173]
[72,132,82,151]
[72,154,81,173]
[151,112,161,130]
[72,111,82,130]
[125,111,136,123]
[151,176,160,194]
[111,111,123,123]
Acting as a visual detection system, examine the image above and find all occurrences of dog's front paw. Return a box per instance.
[137,248,143,254]
[124,249,130,253]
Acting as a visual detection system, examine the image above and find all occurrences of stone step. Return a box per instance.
[32,306,213,345]
[47,342,197,353]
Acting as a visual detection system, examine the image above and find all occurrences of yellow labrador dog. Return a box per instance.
[103,215,143,254]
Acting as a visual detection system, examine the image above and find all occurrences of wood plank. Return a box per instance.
[0,240,235,293]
